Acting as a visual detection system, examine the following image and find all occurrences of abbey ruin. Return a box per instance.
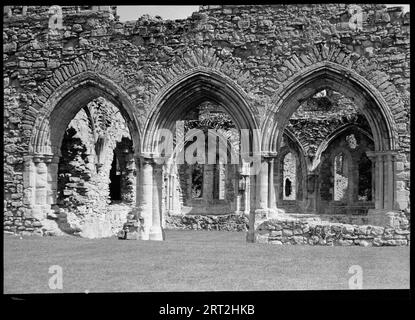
[3,5,410,246]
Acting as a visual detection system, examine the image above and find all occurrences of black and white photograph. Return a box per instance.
[3,3,411,311]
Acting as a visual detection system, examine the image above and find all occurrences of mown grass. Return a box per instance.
[3,230,409,293]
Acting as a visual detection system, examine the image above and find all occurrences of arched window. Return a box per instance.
[283,152,296,200]
[358,152,372,201]
[333,152,348,201]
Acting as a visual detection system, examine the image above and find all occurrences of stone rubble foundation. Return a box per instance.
[166,214,249,232]
[163,211,410,246]
[255,212,410,246]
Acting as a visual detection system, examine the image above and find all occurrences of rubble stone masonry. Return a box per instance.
[3,5,410,243]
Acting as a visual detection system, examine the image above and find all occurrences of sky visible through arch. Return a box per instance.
[117,4,409,21]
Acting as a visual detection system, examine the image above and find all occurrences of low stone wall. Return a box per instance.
[256,213,410,246]
[166,214,248,232]
[286,213,370,225]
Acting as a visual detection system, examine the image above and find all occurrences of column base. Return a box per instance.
[138,230,150,240]
[149,226,165,241]
[246,231,255,243]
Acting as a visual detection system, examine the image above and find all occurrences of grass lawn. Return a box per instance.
[3,230,410,293]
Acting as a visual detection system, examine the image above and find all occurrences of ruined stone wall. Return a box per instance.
[55,99,133,236]
[166,213,248,231]
[288,93,372,158]
[3,4,410,235]
[256,211,410,246]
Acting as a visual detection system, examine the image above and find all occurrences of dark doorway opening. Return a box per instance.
[285,178,292,197]
[109,153,121,201]
[358,152,372,201]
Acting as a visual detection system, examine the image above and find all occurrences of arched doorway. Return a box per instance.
[263,62,398,222]
[26,73,141,237]
[274,131,308,213]
[141,70,260,241]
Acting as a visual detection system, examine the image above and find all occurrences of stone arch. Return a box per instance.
[24,56,142,235]
[29,58,141,156]
[137,57,259,241]
[165,128,241,213]
[263,43,400,154]
[143,68,259,154]
[263,43,402,213]
[283,128,309,170]
[166,127,240,175]
[312,124,374,171]
[274,130,308,212]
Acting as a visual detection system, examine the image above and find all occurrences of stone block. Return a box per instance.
[337,239,353,246]
[282,229,293,236]
[356,240,371,247]
[126,231,139,240]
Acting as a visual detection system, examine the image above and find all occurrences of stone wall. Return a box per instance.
[256,211,410,246]
[166,213,248,231]
[288,91,372,158]
[2,4,410,236]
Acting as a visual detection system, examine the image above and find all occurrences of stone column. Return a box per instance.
[234,165,241,213]
[241,161,254,243]
[135,155,141,209]
[306,173,318,214]
[257,157,269,210]
[165,164,171,214]
[149,161,164,241]
[384,153,395,211]
[29,154,57,220]
[34,159,48,207]
[138,157,153,240]
[377,153,384,210]
[240,160,250,215]
[274,155,281,207]
[244,175,251,215]
[172,170,181,214]
[47,155,60,207]
[186,165,192,201]
[366,150,398,224]
[23,156,36,208]
[268,156,277,209]
[168,173,173,213]
[371,159,375,203]
[166,162,180,215]
[218,163,226,200]
[235,189,241,213]
[203,164,214,200]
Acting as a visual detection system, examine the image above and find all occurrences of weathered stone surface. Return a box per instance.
[2,5,410,239]
[166,214,249,232]
[256,215,410,246]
